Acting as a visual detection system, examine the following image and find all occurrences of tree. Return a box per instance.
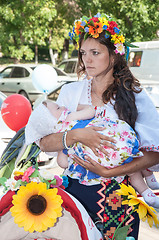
[70,0,159,42]
[0,0,70,63]
[0,0,158,62]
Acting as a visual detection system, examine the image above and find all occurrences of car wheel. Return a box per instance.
[18,90,29,99]
[18,91,32,106]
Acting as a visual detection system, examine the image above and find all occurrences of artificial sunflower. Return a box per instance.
[127,194,159,228]
[116,183,159,228]
[10,181,63,233]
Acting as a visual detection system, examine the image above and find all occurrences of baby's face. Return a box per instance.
[48,102,66,119]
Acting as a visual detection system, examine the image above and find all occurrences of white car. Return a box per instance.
[58,58,78,81]
[0,91,15,156]
[129,41,159,110]
[0,64,72,103]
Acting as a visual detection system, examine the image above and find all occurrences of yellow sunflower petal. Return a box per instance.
[116,183,129,196]
[147,215,154,228]
[137,203,147,219]
[116,183,137,197]
[121,200,129,205]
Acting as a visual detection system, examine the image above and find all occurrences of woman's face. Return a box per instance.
[80,38,112,77]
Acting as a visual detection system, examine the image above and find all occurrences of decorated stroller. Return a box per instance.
[0,128,103,240]
[1,128,159,240]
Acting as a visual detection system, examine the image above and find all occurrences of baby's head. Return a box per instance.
[42,100,67,120]
[25,100,67,145]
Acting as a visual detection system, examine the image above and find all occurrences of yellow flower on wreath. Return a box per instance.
[98,17,109,27]
[116,183,159,228]
[10,181,63,233]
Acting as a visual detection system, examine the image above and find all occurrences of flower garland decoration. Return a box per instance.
[0,165,69,233]
[113,183,159,240]
[69,12,132,56]
[69,13,129,55]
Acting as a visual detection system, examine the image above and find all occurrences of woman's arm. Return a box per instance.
[72,151,159,178]
[40,127,117,156]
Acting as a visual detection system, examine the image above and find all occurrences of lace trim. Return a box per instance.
[87,78,108,118]
[140,145,159,152]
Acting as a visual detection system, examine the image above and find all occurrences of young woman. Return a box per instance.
[36,13,159,239]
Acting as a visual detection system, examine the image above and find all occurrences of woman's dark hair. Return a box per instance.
[77,32,141,129]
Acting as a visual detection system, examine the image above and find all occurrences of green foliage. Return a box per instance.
[74,0,159,42]
[0,0,70,61]
[0,0,158,61]
[98,0,159,42]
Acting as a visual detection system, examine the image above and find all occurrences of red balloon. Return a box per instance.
[1,94,32,132]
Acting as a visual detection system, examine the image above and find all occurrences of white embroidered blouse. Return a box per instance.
[25,77,159,185]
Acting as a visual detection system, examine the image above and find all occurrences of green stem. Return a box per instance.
[112,207,136,240]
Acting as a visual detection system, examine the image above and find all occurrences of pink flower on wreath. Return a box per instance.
[51,175,63,188]
[22,166,35,183]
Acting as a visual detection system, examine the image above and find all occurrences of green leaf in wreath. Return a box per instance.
[0,177,7,186]
[50,179,57,185]
[125,41,139,48]
[30,169,39,178]
[15,179,27,188]
[84,32,89,40]
[82,16,89,22]
[88,20,95,26]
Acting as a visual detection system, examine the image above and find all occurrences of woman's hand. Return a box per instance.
[74,126,117,157]
[73,151,159,178]
[72,154,110,177]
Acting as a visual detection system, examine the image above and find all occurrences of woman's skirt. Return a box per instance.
[65,176,140,240]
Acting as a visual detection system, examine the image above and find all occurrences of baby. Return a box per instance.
[25,100,159,208]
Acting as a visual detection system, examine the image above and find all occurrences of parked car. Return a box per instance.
[0,91,15,155]
[128,41,159,109]
[0,64,72,103]
[58,58,79,81]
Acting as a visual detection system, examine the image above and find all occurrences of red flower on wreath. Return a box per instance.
[107,21,118,35]
[89,17,99,23]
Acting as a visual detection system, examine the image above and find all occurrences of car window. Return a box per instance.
[0,98,3,109]
[128,51,143,67]
[54,67,66,76]
[58,62,66,72]
[48,88,61,101]
[24,68,30,77]
[65,61,76,74]
[0,67,13,78]
[9,67,30,78]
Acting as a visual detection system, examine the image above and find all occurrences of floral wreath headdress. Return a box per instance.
[69,13,135,58]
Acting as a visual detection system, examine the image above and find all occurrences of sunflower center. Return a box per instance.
[27,195,47,215]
